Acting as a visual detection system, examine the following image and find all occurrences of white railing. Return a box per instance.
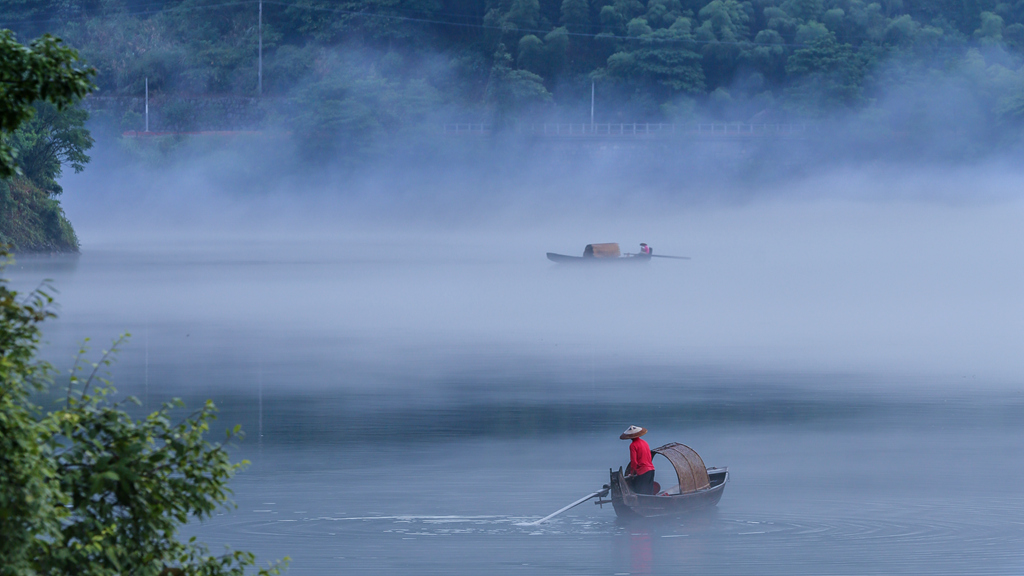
[444,123,816,136]
[691,123,812,135]
[443,123,489,134]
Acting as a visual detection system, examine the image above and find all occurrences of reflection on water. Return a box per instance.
[5,239,1024,575]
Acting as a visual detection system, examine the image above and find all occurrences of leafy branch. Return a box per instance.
[1,246,288,575]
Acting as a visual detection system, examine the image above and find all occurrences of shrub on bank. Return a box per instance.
[0,249,288,575]
[0,176,78,253]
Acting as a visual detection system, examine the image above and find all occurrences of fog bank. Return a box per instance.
[26,142,1021,387]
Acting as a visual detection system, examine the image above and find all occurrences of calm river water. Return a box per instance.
[6,220,1023,575]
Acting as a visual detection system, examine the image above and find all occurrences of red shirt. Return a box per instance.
[629,438,655,475]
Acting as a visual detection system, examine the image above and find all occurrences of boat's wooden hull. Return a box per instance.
[547,253,651,264]
[608,467,728,519]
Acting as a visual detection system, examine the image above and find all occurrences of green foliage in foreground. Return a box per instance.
[0,251,287,575]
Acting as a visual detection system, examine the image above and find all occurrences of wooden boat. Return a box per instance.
[547,243,651,264]
[596,442,728,519]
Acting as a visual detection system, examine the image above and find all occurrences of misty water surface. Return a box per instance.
[6,163,1024,574]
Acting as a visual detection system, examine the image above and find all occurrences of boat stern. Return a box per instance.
[609,467,641,517]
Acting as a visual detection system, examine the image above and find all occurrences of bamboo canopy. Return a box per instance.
[652,442,710,493]
[583,243,620,258]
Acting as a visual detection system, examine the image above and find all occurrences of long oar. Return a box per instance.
[519,489,608,526]
[651,254,691,260]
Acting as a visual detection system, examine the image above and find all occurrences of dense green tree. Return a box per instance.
[0,0,83,39]
[695,0,751,86]
[291,50,440,157]
[1006,21,1024,50]
[518,33,548,72]
[505,0,543,30]
[599,4,628,34]
[282,0,348,43]
[697,0,750,39]
[599,0,646,34]
[263,45,315,96]
[627,16,654,36]
[785,33,869,110]
[883,14,921,45]
[645,0,685,28]
[744,28,787,82]
[794,20,829,44]
[543,27,570,76]
[975,11,1006,45]
[57,13,181,96]
[605,27,706,94]
[822,7,845,33]
[849,1,891,43]
[486,43,551,126]
[763,6,798,41]
[560,0,592,32]
[164,0,262,94]
[781,0,823,22]
[280,0,441,43]
[0,30,93,179]
[3,0,1023,129]
[6,101,93,196]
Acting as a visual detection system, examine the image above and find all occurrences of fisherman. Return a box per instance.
[639,243,652,255]
[621,425,656,495]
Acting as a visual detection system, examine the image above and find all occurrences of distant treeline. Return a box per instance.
[2,0,1024,142]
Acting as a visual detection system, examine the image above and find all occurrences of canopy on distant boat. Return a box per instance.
[583,243,620,258]
[547,243,688,263]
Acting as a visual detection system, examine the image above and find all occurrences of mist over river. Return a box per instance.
[6,186,1024,574]
[5,0,1024,568]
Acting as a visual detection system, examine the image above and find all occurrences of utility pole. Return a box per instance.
[590,80,595,131]
[145,77,149,132]
[258,0,263,95]
[257,362,263,454]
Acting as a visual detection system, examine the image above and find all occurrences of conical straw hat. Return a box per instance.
[620,425,648,439]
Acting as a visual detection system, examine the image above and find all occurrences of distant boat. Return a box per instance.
[597,442,728,519]
[546,243,650,264]
[546,243,689,263]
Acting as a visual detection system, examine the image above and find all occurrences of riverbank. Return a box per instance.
[0,176,78,253]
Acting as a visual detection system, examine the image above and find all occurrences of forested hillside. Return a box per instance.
[2,0,1023,132]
